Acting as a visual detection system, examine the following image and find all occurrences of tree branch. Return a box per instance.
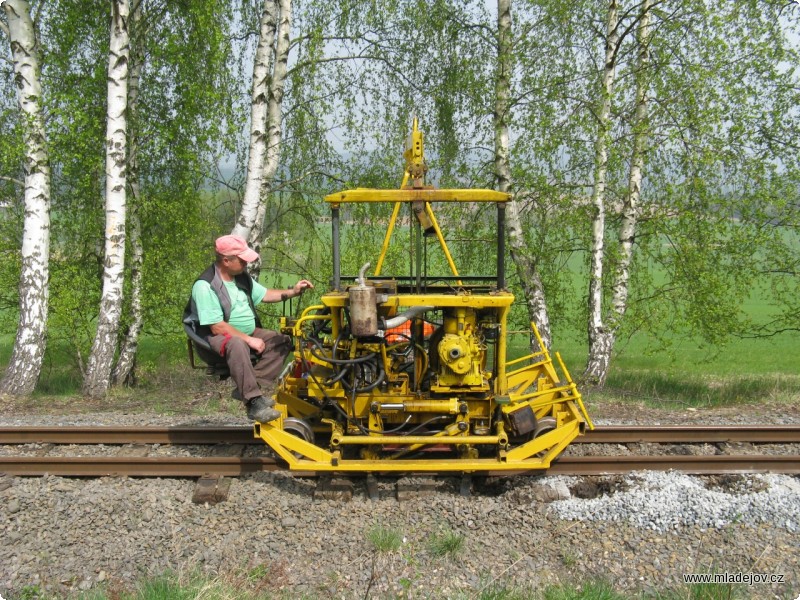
[272,167,347,192]
[740,325,800,338]
[0,175,24,186]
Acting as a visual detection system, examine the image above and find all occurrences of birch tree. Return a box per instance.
[577,0,799,383]
[0,0,52,396]
[583,0,653,385]
[84,0,237,386]
[234,0,292,254]
[495,0,552,351]
[583,0,620,384]
[598,0,651,384]
[249,0,291,251]
[111,0,142,385]
[82,0,129,398]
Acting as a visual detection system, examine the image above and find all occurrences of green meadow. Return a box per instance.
[1,216,797,410]
[1,284,796,410]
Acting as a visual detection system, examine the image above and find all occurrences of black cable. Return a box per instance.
[340,361,385,394]
[307,336,377,365]
[405,415,450,435]
[325,331,352,385]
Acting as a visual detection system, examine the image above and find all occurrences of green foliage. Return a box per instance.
[6,585,50,600]
[470,583,537,600]
[1,0,798,394]
[643,581,745,600]
[129,575,198,600]
[684,583,740,600]
[542,581,629,600]
[366,523,403,553]
[427,528,465,558]
[0,29,31,333]
[0,0,241,371]
[507,0,800,372]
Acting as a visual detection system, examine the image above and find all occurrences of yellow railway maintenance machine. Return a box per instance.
[256,120,593,473]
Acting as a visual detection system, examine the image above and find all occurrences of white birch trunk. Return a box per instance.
[83,0,130,398]
[495,0,552,351]
[112,0,144,386]
[609,0,650,330]
[586,0,651,387]
[584,0,619,385]
[0,0,52,396]
[249,0,292,257]
[233,0,278,241]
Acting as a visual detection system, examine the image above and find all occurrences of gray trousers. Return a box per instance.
[208,328,292,401]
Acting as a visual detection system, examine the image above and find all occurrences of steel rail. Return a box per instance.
[580,426,800,444]
[0,456,281,477]
[1,425,799,446]
[0,426,257,445]
[0,454,798,477]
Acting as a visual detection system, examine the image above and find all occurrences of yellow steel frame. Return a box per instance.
[257,312,593,472]
[255,401,588,473]
[325,189,510,203]
[255,118,591,473]
[329,188,508,279]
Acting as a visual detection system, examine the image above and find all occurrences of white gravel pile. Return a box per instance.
[550,471,800,533]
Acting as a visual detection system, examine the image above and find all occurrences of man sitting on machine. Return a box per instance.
[183,234,313,422]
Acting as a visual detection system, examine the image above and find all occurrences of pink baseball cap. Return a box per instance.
[215,234,259,263]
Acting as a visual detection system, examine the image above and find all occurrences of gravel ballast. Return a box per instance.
[550,471,800,533]
[1,404,799,599]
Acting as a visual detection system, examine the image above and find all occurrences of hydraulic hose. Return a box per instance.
[307,336,377,365]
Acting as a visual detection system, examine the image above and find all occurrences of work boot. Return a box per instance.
[234,388,274,407]
[246,396,280,422]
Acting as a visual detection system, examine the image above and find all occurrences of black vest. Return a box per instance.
[182,263,263,341]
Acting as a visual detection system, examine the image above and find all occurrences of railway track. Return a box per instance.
[0,425,798,477]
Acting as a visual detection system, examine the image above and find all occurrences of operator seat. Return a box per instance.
[183,321,257,379]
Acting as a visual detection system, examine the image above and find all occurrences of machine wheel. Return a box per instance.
[507,415,557,446]
[282,417,315,459]
[533,416,557,438]
[533,416,557,457]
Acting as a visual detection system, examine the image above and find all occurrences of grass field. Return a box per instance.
[0,234,797,410]
[8,569,752,600]
[1,311,797,412]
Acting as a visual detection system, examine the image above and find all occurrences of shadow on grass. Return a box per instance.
[3,334,798,413]
[0,335,244,417]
